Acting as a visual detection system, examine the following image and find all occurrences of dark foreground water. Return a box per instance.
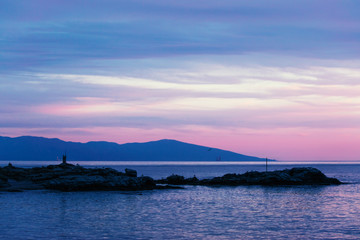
[1,162,360,240]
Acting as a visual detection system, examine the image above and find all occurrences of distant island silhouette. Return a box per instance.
[0,136,274,162]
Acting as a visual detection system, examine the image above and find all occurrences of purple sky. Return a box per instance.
[1,1,360,160]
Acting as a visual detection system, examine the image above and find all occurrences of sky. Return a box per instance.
[1,0,360,161]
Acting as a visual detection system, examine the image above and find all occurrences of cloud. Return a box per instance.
[1,1,359,73]
[1,61,358,132]
[2,1,359,24]
[1,1,360,160]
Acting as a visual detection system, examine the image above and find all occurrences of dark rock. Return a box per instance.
[0,165,341,192]
[0,174,9,188]
[158,167,342,186]
[125,168,137,177]
[164,174,185,184]
[156,174,199,185]
[44,175,155,191]
[1,165,28,181]
[0,163,155,191]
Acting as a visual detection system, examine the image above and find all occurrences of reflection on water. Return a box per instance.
[1,164,360,239]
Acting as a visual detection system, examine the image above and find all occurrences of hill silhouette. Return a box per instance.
[0,136,270,162]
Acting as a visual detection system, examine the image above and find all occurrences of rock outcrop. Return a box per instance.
[156,167,342,186]
[0,165,342,192]
[0,173,9,188]
[0,163,155,191]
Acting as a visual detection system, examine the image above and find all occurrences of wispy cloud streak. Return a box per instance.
[1,1,360,160]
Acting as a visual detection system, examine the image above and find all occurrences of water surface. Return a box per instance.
[1,162,360,239]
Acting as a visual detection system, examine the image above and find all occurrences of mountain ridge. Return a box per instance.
[0,136,272,162]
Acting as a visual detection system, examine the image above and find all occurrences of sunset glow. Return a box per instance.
[1,1,359,160]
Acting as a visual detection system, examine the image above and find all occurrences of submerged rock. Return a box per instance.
[156,167,342,186]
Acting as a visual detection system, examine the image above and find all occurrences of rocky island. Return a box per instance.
[0,163,341,192]
[0,163,156,192]
[156,167,342,186]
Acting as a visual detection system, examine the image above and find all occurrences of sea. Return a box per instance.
[1,161,360,240]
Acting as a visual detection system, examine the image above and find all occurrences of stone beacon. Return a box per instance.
[62,154,67,164]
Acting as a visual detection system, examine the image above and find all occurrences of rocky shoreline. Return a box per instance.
[0,163,157,192]
[0,163,341,192]
[156,167,342,186]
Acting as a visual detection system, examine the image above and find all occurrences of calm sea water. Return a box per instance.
[1,161,360,239]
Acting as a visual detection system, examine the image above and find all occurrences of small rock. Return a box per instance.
[125,168,137,177]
